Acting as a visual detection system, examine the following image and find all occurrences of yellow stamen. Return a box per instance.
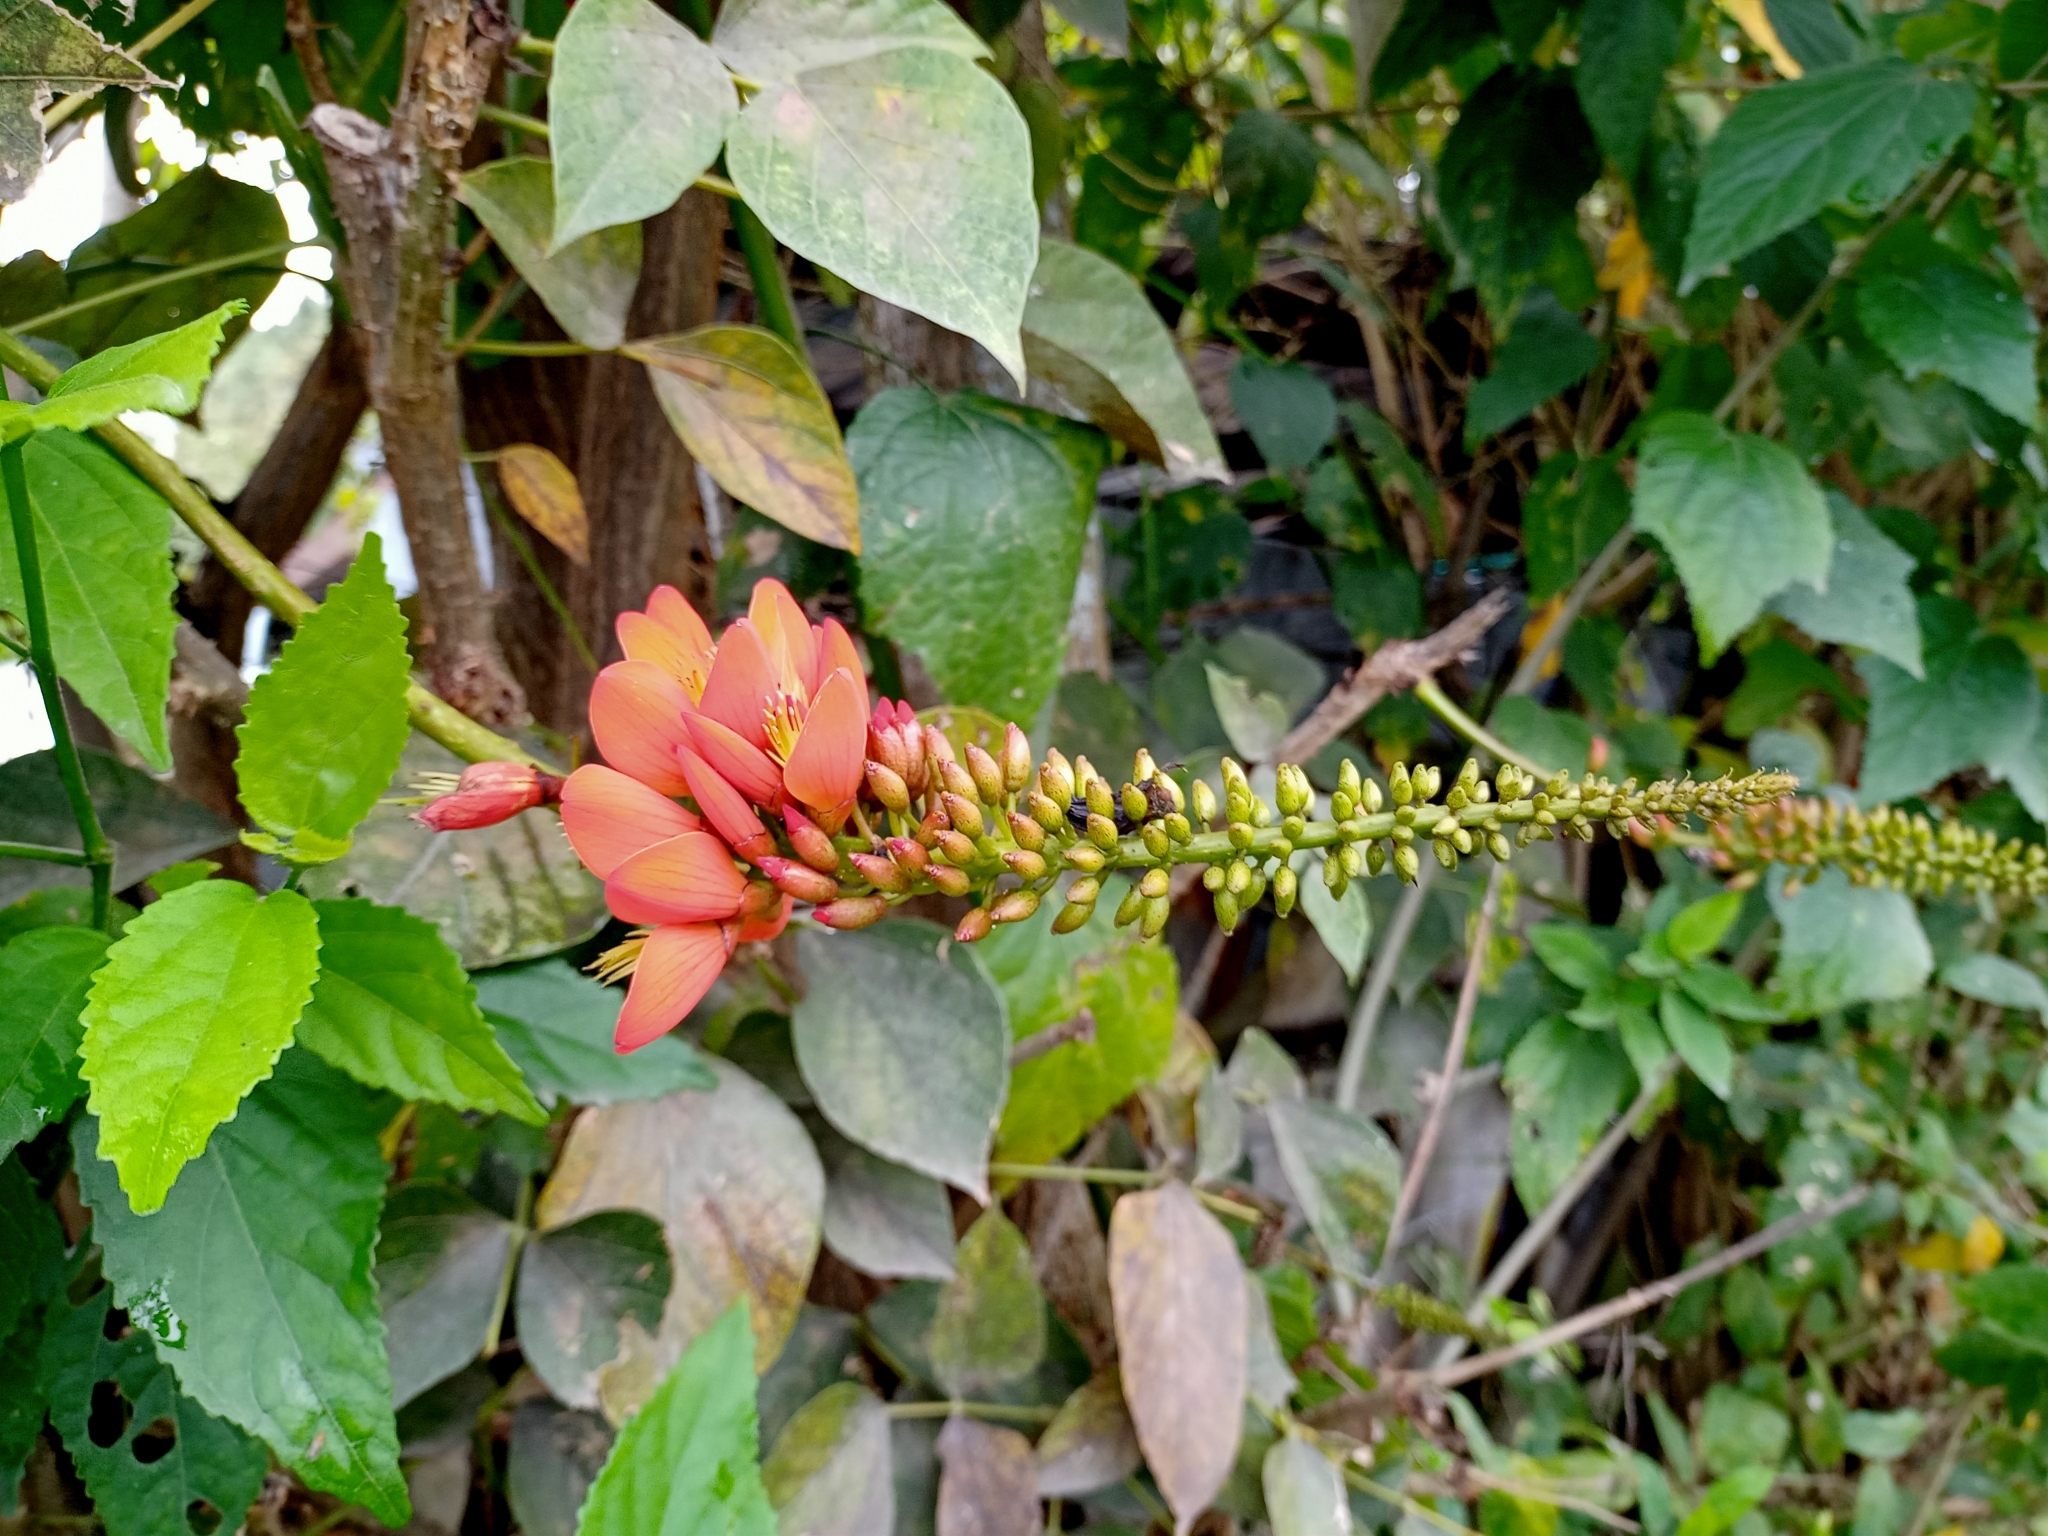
[589,930,652,985]
[763,693,805,765]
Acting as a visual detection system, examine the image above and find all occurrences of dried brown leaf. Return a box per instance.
[935,1415,1039,1536]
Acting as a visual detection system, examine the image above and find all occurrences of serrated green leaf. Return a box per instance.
[928,1208,1045,1398]
[376,1182,520,1407]
[725,46,1037,385]
[40,1286,270,1536]
[1681,61,1975,284]
[1574,0,1681,176]
[458,157,642,350]
[549,0,735,252]
[852,388,1105,723]
[6,303,243,437]
[76,1048,408,1525]
[0,925,106,1157]
[1858,261,2039,424]
[297,898,543,1123]
[516,1209,672,1411]
[790,921,1009,1202]
[1633,412,1832,659]
[1770,496,1923,677]
[1021,238,1225,479]
[0,430,178,769]
[574,1299,775,1536]
[0,0,157,202]
[79,880,321,1212]
[235,534,411,865]
[1856,596,2040,806]
[1465,289,1601,446]
[472,958,715,1107]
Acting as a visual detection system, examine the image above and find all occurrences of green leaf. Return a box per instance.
[852,388,1105,723]
[516,1210,674,1410]
[1660,983,1734,1100]
[1769,866,1931,1015]
[375,1182,520,1407]
[473,959,715,1107]
[508,1403,615,1536]
[235,534,412,865]
[791,921,1009,1202]
[1855,597,2040,805]
[1573,0,1681,176]
[625,325,860,553]
[710,0,987,80]
[928,1207,1046,1398]
[1770,496,1923,677]
[1219,110,1320,240]
[0,1154,61,1346]
[1720,1264,1785,1359]
[761,1383,894,1535]
[1664,892,1743,965]
[1699,1384,1790,1479]
[1298,856,1371,985]
[1681,61,1975,285]
[1940,953,2048,1018]
[1267,1097,1401,1283]
[78,880,322,1213]
[0,747,234,911]
[1036,1371,1143,1497]
[76,1048,408,1525]
[458,157,643,351]
[1504,1017,1630,1213]
[1021,238,1225,479]
[297,898,544,1123]
[1840,1408,1926,1461]
[1262,1434,1350,1536]
[725,47,1038,385]
[41,1286,270,1536]
[1633,412,1832,659]
[573,1300,775,1536]
[1491,695,1594,778]
[0,925,106,1157]
[0,431,178,769]
[1228,357,1336,470]
[1529,922,1615,992]
[549,0,736,252]
[1674,1466,1776,1536]
[8,303,243,437]
[1465,289,1601,446]
[0,0,157,202]
[1858,261,2039,424]
[819,1127,957,1281]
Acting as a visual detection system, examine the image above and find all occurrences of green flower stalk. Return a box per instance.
[1708,795,2048,901]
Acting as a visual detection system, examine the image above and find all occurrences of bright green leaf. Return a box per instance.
[458,158,642,350]
[1857,597,2040,806]
[77,1048,408,1525]
[549,0,736,252]
[1769,866,1931,1015]
[0,925,106,1157]
[1674,1466,1776,1536]
[235,534,412,865]
[8,303,243,437]
[0,0,157,202]
[297,898,544,1123]
[376,1182,521,1407]
[78,880,321,1213]
[473,958,715,1106]
[852,388,1105,722]
[1770,497,1923,677]
[791,921,1009,1201]
[1858,260,2039,424]
[573,1299,775,1536]
[0,431,178,769]
[1681,61,1974,284]
[928,1207,1046,1398]
[1633,412,1832,659]
[1465,290,1601,446]
[1661,983,1734,1100]
[725,47,1037,386]
[1664,892,1743,964]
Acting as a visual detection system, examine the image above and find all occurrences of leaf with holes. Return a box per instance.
[457,157,642,351]
[627,325,860,552]
[40,1286,269,1536]
[297,898,543,1123]
[515,1209,672,1411]
[79,880,321,1213]
[495,445,588,566]
[375,1183,520,1408]
[0,925,107,1158]
[0,0,158,202]
[76,1048,408,1525]
[761,1383,894,1536]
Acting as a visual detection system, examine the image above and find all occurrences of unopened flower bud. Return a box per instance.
[1122,783,1150,824]
[941,793,985,838]
[1228,823,1255,851]
[1164,813,1192,843]
[1451,826,1474,855]
[929,865,971,897]
[955,908,994,943]
[758,856,841,904]
[869,722,910,780]
[866,760,911,814]
[1323,856,1347,896]
[1339,843,1364,879]
[1276,763,1311,817]
[886,836,931,871]
[923,725,956,766]
[1331,791,1355,822]
[1366,842,1388,877]
[1086,778,1117,821]
[1202,864,1225,891]
[1191,780,1218,826]
[1488,831,1513,862]
[1087,813,1119,851]
[1393,844,1421,883]
[1225,860,1251,895]
[936,829,977,866]
[1433,838,1459,871]
[413,762,562,830]
[1390,762,1413,806]
[784,806,841,871]
[1114,885,1145,928]
[915,807,948,846]
[1242,871,1266,909]
[1001,723,1032,794]
[1041,750,1075,806]
[966,744,1005,804]
[816,895,890,929]
[1064,843,1105,874]
[1214,888,1241,932]
[1026,792,1066,835]
[1052,901,1095,935]
[1133,747,1159,783]
[1138,866,1170,899]
[1221,757,1249,796]
[1140,893,1170,939]
[1142,823,1171,859]
[1067,875,1103,906]
[1417,765,1442,800]
[1003,849,1048,880]
[1338,758,1362,800]
[851,851,911,893]
[1457,758,1480,795]
[1009,811,1047,851]
[991,890,1040,925]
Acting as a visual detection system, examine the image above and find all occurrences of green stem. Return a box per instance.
[475,101,551,140]
[12,242,309,335]
[513,31,555,56]
[731,200,805,352]
[453,338,595,358]
[482,1177,533,1358]
[0,840,93,866]
[481,484,599,672]
[884,1401,1058,1424]
[2,436,115,928]
[1413,676,1548,776]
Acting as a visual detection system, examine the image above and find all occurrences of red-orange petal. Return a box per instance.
[732,892,793,944]
[605,829,748,926]
[560,764,701,879]
[812,616,866,702]
[697,621,776,748]
[683,712,785,806]
[749,577,816,697]
[678,746,770,853]
[589,660,695,795]
[615,922,732,1051]
[618,609,712,696]
[783,667,868,815]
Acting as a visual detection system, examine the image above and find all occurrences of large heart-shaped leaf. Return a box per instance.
[457,157,643,350]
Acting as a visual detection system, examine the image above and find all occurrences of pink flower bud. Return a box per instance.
[782,806,841,872]
[815,895,890,930]
[414,762,562,831]
[850,852,911,894]
[758,856,841,904]
[954,908,993,943]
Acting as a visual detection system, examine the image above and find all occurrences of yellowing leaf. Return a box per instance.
[1900,1230,1964,1272]
[496,444,589,566]
[1721,0,1802,77]
[1962,1213,2006,1275]
[626,325,860,553]
[1598,216,1655,320]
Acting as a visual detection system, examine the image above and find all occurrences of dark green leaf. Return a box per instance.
[1229,357,1337,470]
[507,1403,613,1536]
[1725,636,1855,739]
[235,534,412,865]
[1858,261,2039,424]
[77,1049,408,1525]
[1769,497,1923,676]
[0,925,106,1157]
[1530,923,1615,992]
[1504,1017,1630,1212]
[297,898,543,1122]
[791,921,1009,1202]
[573,1300,775,1536]
[1766,0,1860,72]
[1661,983,1733,1100]
[375,1182,519,1408]
[2,2,155,193]
[0,747,234,911]
[1699,1385,1790,1479]
[1465,289,1601,445]
[1521,451,1628,602]
[1574,0,1681,175]
[852,388,1106,723]
[0,431,178,769]
[0,1156,61,1345]
[514,1209,672,1410]
[819,1127,958,1282]
[1856,597,2040,805]
[2000,0,2048,80]
[457,157,642,351]
[1218,110,1319,240]
[1681,61,1975,284]
[78,880,321,1213]
[473,958,715,1107]
[929,1208,1046,1398]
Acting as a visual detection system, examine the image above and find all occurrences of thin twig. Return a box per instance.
[987,1162,1264,1224]
[1414,677,1548,776]
[885,1400,1058,1424]
[1343,1467,1481,1536]
[0,840,93,866]
[1376,864,1504,1275]
[1406,1186,1870,1389]
[1009,1009,1096,1067]
[1902,1393,1989,1536]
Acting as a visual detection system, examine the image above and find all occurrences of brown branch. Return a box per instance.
[1267,587,1513,766]
[286,0,338,106]
[1009,1009,1097,1067]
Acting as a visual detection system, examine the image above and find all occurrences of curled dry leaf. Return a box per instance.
[1107,1180,1247,1535]
[495,444,590,567]
[934,1414,1040,1536]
